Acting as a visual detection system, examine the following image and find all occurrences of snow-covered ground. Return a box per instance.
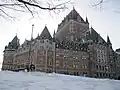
[0,71,120,90]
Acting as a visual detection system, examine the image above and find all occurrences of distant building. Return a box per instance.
[2,8,120,79]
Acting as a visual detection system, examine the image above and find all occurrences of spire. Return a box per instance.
[16,28,18,36]
[37,33,39,36]
[36,33,40,39]
[31,24,34,40]
[53,30,55,37]
[39,26,52,40]
[107,35,112,45]
[16,32,17,36]
[73,5,75,10]
[53,30,56,42]
[90,25,94,30]
[90,25,93,34]
[86,16,89,24]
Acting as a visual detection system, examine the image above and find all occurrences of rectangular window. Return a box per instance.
[56,60,59,67]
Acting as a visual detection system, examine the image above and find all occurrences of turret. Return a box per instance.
[53,30,56,37]
[4,35,20,51]
[86,17,89,24]
[2,35,20,71]
[53,30,56,42]
[107,35,112,45]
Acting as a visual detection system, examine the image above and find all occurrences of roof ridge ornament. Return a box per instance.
[73,5,75,10]
[31,24,34,40]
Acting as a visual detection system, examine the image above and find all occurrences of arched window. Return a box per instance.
[99,65,101,70]
[96,65,98,70]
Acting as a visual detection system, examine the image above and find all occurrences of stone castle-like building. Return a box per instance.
[2,8,120,79]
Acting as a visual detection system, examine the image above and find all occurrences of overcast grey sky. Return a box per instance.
[0,0,120,69]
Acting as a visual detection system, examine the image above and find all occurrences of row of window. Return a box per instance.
[57,71,88,76]
[97,58,106,63]
[2,65,13,70]
[56,61,88,69]
[56,54,87,60]
[95,72,111,78]
[96,65,108,71]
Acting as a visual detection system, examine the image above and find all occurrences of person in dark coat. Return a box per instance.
[30,64,35,71]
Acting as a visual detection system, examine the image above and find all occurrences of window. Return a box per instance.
[85,64,88,68]
[39,59,43,64]
[48,59,52,66]
[73,64,76,68]
[71,36,74,41]
[56,54,59,56]
[56,60,59,67]
[81,64,87,68]
[96,65,98,70]
[40,40,44,43]
[102,66,104,71]
[100,73,102,77]
[76,57,78,59]
[99,65,101,70]
[105,66,108,71]
[82,57,86,60]
[63,62,67,68]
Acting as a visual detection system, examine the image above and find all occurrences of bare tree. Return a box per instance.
[0,0,72,20]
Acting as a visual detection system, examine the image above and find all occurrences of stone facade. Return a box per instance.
[115,49,120,78]
[2,8,120,79]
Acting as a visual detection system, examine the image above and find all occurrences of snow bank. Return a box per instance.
[0,71,120,90]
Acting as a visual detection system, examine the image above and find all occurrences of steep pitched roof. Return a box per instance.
[11,35,18,43]
[6,35,20,50]
[39,26,52,40]
[57,8,87,33]
[86,27,106,44]
[88,27,99,41]
[66,7,85,22]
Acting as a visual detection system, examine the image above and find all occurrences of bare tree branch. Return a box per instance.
[24,3,34,17]
[3,6,26,12]
[0,4,23,7]
[17,0,70,10]
[92,0,104,7]
[0,8,15,19]
[0,0,72,20]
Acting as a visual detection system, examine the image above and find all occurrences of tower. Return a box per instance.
[2,35,20,70]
